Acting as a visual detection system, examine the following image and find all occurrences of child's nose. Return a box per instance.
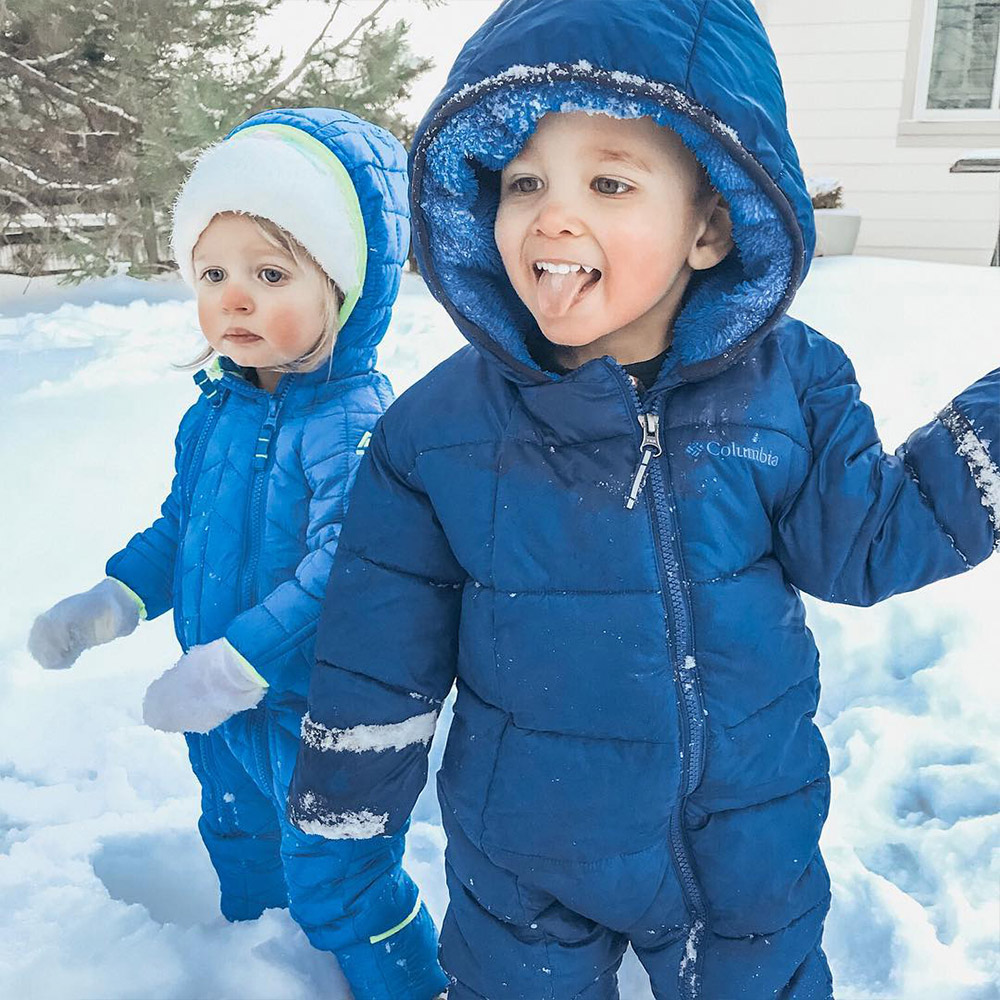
[532,194,584,239]
[220,283,253,313]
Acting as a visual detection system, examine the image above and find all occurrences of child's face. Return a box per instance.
[193,213,328,381]
[495,112,729,366]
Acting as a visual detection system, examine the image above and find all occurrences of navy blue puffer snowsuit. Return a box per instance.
[290,5,1000,998]
[107,109,447,999]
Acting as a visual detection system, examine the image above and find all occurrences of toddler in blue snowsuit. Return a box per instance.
[289,3,1000,998]
[27,109,447,1000]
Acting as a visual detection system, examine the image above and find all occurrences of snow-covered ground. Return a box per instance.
[0,259,997,999]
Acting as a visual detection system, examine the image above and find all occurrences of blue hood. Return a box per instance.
[409,0,814,386]
[229,107,410,380]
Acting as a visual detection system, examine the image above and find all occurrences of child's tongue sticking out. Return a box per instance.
[536,267,599,318]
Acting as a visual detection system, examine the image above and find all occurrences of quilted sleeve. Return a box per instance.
[287,417,465,840]
[773,337,999,606]
[105,400,203,620]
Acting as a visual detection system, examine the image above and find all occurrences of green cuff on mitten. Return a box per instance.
[107,577,147,621]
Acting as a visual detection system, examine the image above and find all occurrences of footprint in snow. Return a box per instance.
[91,828,221,927]
[893,752,998,828]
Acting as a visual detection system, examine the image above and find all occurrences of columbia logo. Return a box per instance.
[355,431,372,456]
[686,438,780,468]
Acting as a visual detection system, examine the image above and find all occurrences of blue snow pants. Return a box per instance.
[440,817,834,1000]
[185,702,447,1000]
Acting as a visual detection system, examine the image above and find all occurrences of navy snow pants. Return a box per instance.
[439,816,834,1000]
[185,702,447,1000]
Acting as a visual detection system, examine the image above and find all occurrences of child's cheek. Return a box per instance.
[267,303,315,356]
[611,226,687,307]
[197,298,221,343]
[494,206,529,293]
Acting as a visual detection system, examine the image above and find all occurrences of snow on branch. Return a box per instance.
[0,52,139,131]
[18,48,77,68]
[0,155,121,192]
[0,187,100,249]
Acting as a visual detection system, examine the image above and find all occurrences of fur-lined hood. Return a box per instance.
[409,0,814,388]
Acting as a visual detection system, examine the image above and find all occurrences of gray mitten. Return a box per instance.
[28,578,143,669]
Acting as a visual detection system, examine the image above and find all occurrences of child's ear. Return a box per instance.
[689,194,734,271]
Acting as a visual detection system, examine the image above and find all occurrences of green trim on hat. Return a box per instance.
[235,123,368,327]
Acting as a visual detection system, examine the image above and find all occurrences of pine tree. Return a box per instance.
[0,0,436,280]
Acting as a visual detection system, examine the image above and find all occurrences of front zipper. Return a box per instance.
[616,366,707,998]
[251,709,270,789]
[238,383,292,609]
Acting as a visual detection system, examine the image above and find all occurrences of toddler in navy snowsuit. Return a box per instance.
[289,4,1000,998]
[28,109,447,1000]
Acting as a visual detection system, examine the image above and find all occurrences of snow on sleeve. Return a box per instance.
[300,710,438,754]
[940,404,1000,542]
[288,792,389,840]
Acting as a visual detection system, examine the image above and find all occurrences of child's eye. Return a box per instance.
[507,175,541,195]
[593,177,632,196]
[201,267,225,283]
[259,267,287,284]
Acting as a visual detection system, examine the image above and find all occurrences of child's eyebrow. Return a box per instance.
[192,246,296,264]
[593,148,651,172]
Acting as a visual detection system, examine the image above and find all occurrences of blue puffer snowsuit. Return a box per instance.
[107,108,447,1000]
[290,6,1000,999]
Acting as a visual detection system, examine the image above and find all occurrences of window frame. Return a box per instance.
[899,0,1000,144]
[913,0,1000,119]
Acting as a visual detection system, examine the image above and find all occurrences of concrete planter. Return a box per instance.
[813,207,862,257]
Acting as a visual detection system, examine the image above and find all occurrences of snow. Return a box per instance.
[300,709,438,754]
[807,176,843,200]
[289,801,390,841]
[941,405,1000,536]
[440,60,740,149]
[2,258,998,998]
[952,150,1000,171]
[678,919,704,992]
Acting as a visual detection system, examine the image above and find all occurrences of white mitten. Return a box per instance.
[28,578,144,669]
[142,638,268,734]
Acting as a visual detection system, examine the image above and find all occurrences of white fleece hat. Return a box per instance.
[171,122,368,324]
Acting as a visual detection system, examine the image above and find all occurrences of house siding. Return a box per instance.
[759,0,1000,265]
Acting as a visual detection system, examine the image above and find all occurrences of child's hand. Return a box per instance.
[142,639,267,734]
[28,579,143,669]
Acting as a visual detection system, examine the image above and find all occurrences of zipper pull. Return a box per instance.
[193,369,225,407]
[253,398,282,471]
[625,412,662,510]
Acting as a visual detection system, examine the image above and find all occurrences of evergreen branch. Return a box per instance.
[0,52,140,131]
[0,187,100,250]
[0,186,39,217]
[0,155,121,192]
[246,0,393,115]
[19,48,77,68]
[245,0,347,116]
[325,0,391,60]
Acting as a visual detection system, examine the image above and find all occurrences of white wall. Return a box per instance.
[761,0,1000,265]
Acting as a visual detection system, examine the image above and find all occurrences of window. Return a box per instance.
[921,0,1000,114]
